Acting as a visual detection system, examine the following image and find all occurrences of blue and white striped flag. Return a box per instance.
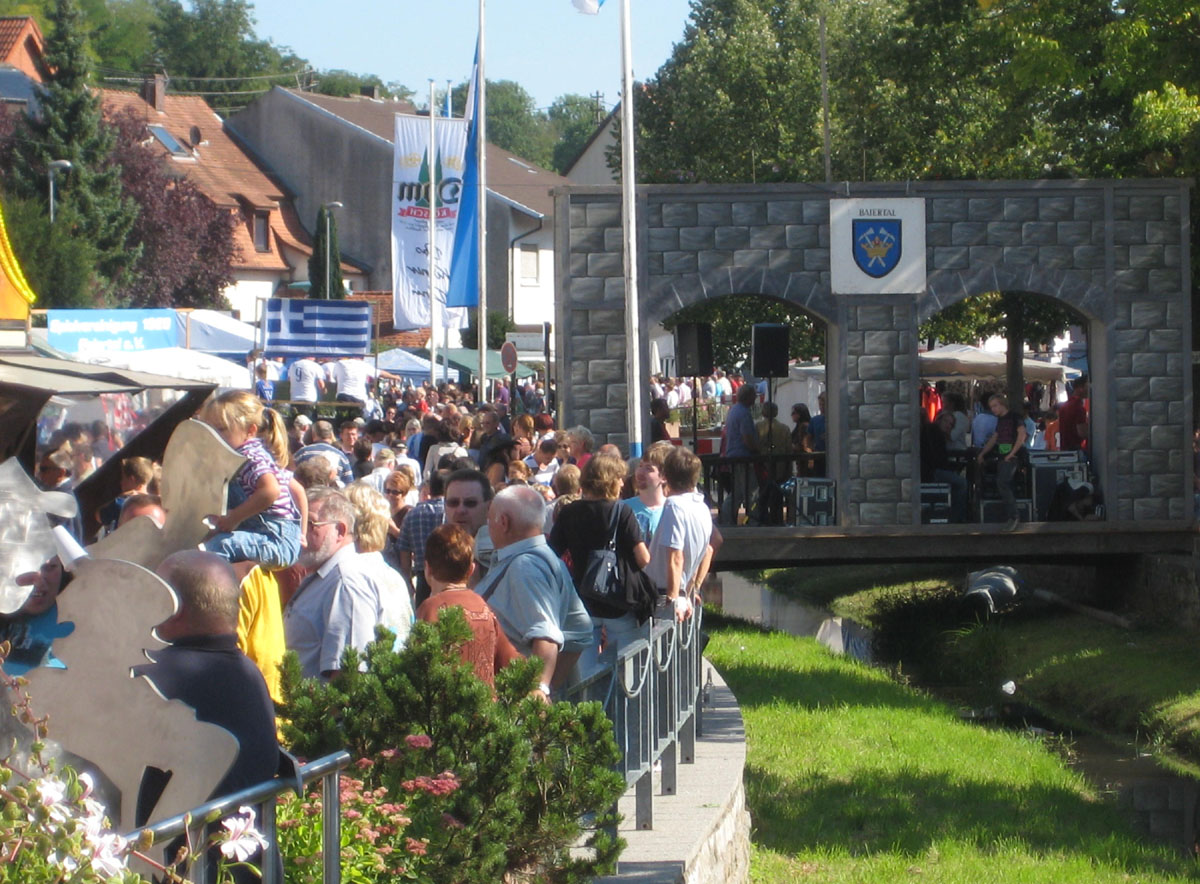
[263,298,372,356]
[572,0,606,13]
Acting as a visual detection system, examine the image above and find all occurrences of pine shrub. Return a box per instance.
[279,607,626,883]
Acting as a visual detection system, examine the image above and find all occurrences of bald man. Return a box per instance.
[134,551,279,815]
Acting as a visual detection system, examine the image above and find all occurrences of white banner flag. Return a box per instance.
[391,114,470,331]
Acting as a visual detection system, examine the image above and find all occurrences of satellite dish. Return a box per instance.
[189,125,202,146]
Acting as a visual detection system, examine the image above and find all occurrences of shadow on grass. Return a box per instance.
[745,765,1183,875]
[704,614,1196,878]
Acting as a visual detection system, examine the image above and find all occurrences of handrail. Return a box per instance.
[125,749,353,884]
[558,606,706,830]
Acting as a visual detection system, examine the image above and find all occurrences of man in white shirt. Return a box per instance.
[645,447,718,622]
[287,357,324,415]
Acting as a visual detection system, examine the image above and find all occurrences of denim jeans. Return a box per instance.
[205,516,301,569]
[205,475,301,568]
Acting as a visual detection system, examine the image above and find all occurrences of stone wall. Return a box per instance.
[556,180,1192,527]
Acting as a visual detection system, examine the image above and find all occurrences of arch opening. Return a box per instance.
[917,289,1096,526]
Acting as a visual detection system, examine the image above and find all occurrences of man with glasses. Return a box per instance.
[283,488,405,679]
[442,469,495,584]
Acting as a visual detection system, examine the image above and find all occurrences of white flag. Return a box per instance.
[391,114,470,331]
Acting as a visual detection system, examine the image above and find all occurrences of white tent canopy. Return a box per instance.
[72,347,248,388]
[375,348,433,382]
[919,344,1081,383]
[175,310,257,355]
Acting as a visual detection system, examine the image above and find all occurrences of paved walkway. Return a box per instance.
[594,663,750,884]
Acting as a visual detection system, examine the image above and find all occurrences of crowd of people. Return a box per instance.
[4,363,724,824]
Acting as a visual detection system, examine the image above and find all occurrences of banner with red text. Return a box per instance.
[391,114,469,330]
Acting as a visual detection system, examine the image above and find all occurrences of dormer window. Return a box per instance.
[253,211,270,252]
[147,124,189,158]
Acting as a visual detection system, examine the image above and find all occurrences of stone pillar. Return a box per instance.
[843,301,914,526]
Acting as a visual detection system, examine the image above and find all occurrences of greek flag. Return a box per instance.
[263,298,372,356]
[572,0,606,12]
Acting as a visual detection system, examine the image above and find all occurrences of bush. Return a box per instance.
[279,607,626,883]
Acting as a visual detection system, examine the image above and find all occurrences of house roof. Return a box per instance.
[563,102,619,178]
[0,17,42,68]
[100,86,362,277]
[281,88,568,217]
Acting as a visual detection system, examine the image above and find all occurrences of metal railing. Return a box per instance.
[124,749,352,884]
[700,452,831,526]
[559,606,705,830]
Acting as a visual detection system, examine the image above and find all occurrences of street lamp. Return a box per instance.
[323,201,343,298]
[48,159,72,224]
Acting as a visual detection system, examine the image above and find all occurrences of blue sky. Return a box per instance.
[247,0,695,112]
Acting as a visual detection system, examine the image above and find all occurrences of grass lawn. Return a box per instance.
[743,565,1200,773]
[705,614,1200,882]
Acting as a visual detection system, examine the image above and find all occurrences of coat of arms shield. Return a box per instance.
[852,219,902,278]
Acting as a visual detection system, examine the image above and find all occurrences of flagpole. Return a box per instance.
[428,79,440,390]
[476,0,489,403]
[619,0,642,457]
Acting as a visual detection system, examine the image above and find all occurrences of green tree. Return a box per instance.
[459,309,515,351]
[2,191,104,307]
[453,78,555,167]
[80,0,157,74]
[313,68,397,99]
[307,204,344,299]
[150,0,305,116]
[548,93,601,174]
[662,295,825,371]
[6,0,139,291]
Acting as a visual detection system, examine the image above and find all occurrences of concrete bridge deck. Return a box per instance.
[711,520,1199,571]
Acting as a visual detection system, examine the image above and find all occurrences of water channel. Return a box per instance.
[710,570,1200,853]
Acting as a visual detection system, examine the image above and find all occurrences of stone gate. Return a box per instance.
[554,180,1193,527]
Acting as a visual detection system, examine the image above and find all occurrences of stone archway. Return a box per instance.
[555,180,1191,526]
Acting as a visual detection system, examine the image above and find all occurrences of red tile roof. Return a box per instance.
[100,86,364,277]
[0,17,46,82]
[282,89,568,217]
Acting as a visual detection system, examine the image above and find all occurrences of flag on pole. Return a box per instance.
[262,298,372,356]
[446,43,480,310]
[391,114,470,329]
[572,0,606,13]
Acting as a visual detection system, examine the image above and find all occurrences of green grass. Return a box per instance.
[743,565,1200,772]
[705,615,1200,882]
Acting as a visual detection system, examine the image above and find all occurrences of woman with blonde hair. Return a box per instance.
[345,481,415,642]
[511,413,535,459]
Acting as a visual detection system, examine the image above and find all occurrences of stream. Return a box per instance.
[710,571,1200,854]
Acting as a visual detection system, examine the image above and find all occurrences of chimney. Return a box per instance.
[360,84,381,100]
[142,73,167,112]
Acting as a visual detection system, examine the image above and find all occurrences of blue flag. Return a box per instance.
[572,0,606,12]
[445,44,480,310]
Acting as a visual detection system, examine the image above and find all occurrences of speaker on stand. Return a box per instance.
[675,323,714,451]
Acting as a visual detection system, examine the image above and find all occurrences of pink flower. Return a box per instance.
[87,832,128,879]
[405,734,433,750]
[405,837,428,856]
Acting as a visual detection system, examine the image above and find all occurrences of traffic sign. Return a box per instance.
[500,341,518,374]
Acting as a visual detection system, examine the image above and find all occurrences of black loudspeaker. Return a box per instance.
[752,323,789,378]
[674,322,713,377]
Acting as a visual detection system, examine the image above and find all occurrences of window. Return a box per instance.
[519,244,539,284]
[253,212,270,252]
[147,124,189,158]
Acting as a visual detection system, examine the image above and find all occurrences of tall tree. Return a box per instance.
[548,93,602,175]
[150,0,304,116]
[308,204,343,299]
[107,109,237,307]
[6,0,139,292]
[453,78,555,167]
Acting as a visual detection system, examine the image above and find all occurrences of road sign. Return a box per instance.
[500,341,518,374]
[505,331,545,350]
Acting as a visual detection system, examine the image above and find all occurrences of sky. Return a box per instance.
[246,0,696,112]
